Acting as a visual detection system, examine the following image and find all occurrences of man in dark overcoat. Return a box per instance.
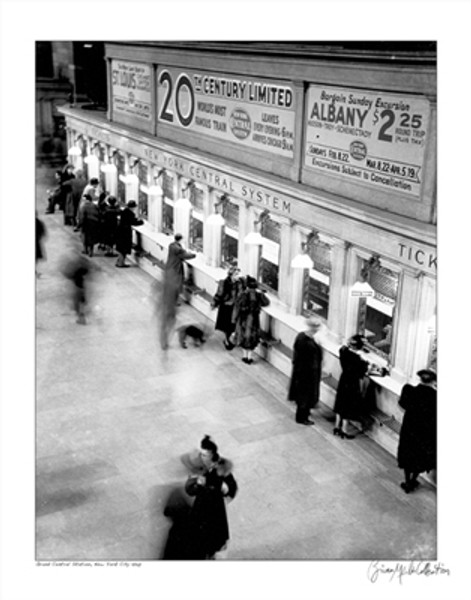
[397,368,437,493]
[158,234,195,349]
[115,200,144,267]
[164,233,196,299]
[288,317,323,425]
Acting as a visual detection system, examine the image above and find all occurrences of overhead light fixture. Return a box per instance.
[291,253,314,269]
[351,280,374,297]
[244,208,270,245]
[291,230,318,269]
[351,255,380,297]
[67,145,81,156]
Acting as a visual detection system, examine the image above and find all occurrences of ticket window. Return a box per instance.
[357,258,399,360]
[302,240,332,321]
[222,200,240,267]
[189,185,204,253]
[162,171,175,235]
[259,218,280,292]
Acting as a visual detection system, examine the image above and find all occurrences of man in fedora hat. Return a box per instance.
[115,200,144,267]
[397,368,437,493]
[288,316,323,426]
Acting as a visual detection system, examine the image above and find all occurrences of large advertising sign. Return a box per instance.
[304,85,431,196]
[111,60,152,121]
[157,67,295,158]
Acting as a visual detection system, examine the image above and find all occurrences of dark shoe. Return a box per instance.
[242,357,249,364]
[296,419,315,426]
[339,431,355,439]
[333,427,341,436]
[409,479,420,491]
[224,340,235,350]
[247,359,254,364]
[400,482,411,494]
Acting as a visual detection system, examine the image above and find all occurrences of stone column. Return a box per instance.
[290,226,305,315]
[392,268,422,378]
[278,218,293,306]
[173,197,192,242]
[327,240,349,341]
[244,205,262,279]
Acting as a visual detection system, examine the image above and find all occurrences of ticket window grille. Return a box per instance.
[259,218,280,292]
[302,241,332,320]
[357,259,399,360]
[138,162,149,220]
[189,185,204,252]
[162,171,174,234]
[222,201,240,267]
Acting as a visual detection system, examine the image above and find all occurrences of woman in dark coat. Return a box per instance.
[102,196,120,256]
[78,194,100,257]
[333,334,370,439]
[212,266,242,349]
[397,369,437,493]
[115,200,144,267]
[233,276,270,364]
[288,317,323,426]
[185,455,238,559]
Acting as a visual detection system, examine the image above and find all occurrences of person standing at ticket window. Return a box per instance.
[397,369,437,493]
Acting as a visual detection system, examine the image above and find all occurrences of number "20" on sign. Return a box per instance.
[158,71,195,127]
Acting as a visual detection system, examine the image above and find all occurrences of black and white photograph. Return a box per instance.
[1,1,471,600]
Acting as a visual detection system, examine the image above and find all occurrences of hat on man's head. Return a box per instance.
[305,316,322,330]
[174,233,183,242]
[417,369,437,383]
[127,200,137,208]
[348,334,366,350]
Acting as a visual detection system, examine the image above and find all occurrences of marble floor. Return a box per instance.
[35,166,436,561]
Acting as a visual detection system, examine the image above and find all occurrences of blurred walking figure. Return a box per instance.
[288,317,323,426]
[61,246,94,325]
[397,369,437,493]
[165,233,196,302]
[35,212,47,277]
[161,485,194,559]
[333,334,370,439]
[158,234,196,349]
[102,196,120,256]
[212,265,242,350]
[233,275,270,364]
[78,194,100,257]
[115,200,144,267]
[185,450,238,559]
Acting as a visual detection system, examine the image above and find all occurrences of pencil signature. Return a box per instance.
[367,561,451,584]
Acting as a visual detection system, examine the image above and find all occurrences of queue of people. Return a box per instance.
[212,267,270,364]
[287,319,437,494]
[45,163,146,264]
